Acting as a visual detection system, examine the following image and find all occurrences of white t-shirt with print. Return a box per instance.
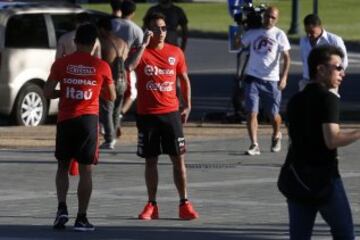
[241,26,291,82]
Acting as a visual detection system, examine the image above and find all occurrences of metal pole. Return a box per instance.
[288,0,299,34]
[313,0,318,15]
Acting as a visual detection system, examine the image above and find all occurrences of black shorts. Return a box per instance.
[55,114,99,165]
[136,111,186,158]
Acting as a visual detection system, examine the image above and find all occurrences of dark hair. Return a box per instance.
[97,16,112,32]
[110,0,123,11]
[121,0,136,17]
[308,45,344,80]
[76,12,91,24]
[74,23,98,46]
[143,12,166,29]
[303,14,322,27]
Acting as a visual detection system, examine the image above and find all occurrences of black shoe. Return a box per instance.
[53,208,69,230]
[74,216,95,232]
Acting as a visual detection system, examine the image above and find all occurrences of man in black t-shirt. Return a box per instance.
[282,45,360,240]
[143,0,188,51]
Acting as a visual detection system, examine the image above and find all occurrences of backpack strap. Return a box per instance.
[108,37,126,60]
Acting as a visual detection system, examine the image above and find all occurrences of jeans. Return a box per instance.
[99,93,124,143]
[113,92,124,132]
[244,75,281,117]
[287,178,354,240]
[100,99,115,143]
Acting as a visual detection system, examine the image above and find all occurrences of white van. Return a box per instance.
[0,2,106,126]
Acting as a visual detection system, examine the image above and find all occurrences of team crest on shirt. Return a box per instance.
[168,57,176,65]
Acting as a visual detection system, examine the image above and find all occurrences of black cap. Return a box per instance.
[74,23,98,46]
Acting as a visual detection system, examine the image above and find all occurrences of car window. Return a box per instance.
[5,14,49,48]
[50,14,77,41]
[87,11,107,24]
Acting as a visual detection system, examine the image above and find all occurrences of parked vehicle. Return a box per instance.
[0,1,107,126]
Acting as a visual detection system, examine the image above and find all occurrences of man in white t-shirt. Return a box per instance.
[299,14,348,91]
[56,13,101,59]
[241,6,291,156]
[111,0,143,49]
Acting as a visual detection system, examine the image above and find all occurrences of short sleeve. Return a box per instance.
[101,62,113,86]
[176,49,187,74]
[321,93,339,124]
[48,60,61,82]
[279,31,291,52]
[241,31,251,47]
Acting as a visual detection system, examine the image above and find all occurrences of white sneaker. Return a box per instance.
[271,133,282,152]
[99,139,116,150]
[246,143,261,155]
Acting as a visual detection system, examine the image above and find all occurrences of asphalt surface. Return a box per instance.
[0,38,360,239]
[0,125,360,239]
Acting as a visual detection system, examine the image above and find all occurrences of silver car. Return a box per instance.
[0,2,106,126]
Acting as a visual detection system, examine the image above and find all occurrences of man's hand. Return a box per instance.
[278,78,287,90]
[180,106,191,124]
[142,30,153,47]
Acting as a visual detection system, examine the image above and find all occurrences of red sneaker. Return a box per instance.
[179,201,199,220]
[138,203,159,220]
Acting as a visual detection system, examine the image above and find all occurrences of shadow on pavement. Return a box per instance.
[1,224,358,239]
[0,224,288,240]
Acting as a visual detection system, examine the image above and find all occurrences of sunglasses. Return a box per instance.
[151,26,167,33]
[325,64,344,72]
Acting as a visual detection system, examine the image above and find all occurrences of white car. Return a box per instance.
[0,2,107,126]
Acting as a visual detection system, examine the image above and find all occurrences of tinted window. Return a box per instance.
[51,14,77,40]
[5,14,49,48]
[87,11,108,24]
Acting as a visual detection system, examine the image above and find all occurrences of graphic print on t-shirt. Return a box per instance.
[48,52,113,122]
[64,65,97,100]
[253,36,275,53]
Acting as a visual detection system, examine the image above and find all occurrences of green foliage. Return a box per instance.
[83,1,360,40]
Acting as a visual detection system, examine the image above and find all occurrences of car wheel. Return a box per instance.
[13,83,48,126]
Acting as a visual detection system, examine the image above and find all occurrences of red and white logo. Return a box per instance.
[67,65,96,75]
[168,57,176,65]
[65,87,93,100]
[146,80,174,92]
[63,78,97,86]
[144,65,174,76]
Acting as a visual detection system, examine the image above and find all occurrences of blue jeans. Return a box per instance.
[287,178,354,240]
[99,93,124,143]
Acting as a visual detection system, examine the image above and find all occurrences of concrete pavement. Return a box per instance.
[0,125,360,239]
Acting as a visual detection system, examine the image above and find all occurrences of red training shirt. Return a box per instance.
[135,43,187,115]
[48,51,113,122]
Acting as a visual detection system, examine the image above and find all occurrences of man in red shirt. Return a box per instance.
[44,24,116,231]
[127,12,198,220]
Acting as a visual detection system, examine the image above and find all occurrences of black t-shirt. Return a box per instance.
[285,83,340,176]
[144,5,188,46]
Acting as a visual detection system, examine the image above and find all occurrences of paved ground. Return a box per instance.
[0,123,360,239]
